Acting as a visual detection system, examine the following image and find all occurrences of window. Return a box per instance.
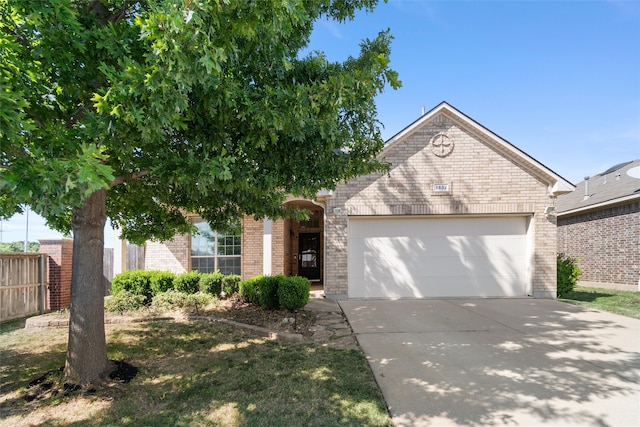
[191,219,241,275]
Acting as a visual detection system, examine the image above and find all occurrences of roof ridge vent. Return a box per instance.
[600,160,633,176]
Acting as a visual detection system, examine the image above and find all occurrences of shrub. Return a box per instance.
[152,290,212,314]
[239,275,260,304]
[174,271,201,294]
[111,270,153,303]
[152,290,189,312]
[557,253,582,297]
[257,275,283,310]
[222,274,242,297]
[184,292,213,314]
[278,276,311,310]
[200,271,225,296]
[149,271,176,295]
[105,291,146,314]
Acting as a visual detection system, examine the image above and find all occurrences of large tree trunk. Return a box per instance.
[64,189,108,384]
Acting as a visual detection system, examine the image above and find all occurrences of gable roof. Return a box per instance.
[557,158,640,215]
[382,101,575,196]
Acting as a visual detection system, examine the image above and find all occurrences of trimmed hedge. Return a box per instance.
[111,270,153,303]
[200,271,225,296]
[174,271,202,294]
[258,275,282,310]
[278,276,311,310]
[111,270,243,302]
[222,274,241,297]
[239,275,261,305]
[240,275,311,310]
[557,253,582,297]
[149,271,176,295]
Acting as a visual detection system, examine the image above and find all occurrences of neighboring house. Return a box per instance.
[557,159,640,290]
[142,102,574,299]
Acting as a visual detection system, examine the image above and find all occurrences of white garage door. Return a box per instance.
[348,217,530,298]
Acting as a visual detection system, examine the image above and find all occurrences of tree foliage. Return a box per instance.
[0,241,39,253]
[0,0,399,383]
[1,0,400,242]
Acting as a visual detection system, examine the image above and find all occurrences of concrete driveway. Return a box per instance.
[339,299,640,427]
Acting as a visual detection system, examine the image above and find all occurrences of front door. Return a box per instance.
[298,232,320,281]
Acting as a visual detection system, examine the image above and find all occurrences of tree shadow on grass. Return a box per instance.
[561,290,615,303]
[1,320,392,427]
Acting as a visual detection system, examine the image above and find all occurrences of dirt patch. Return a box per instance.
[201,295,316,336]
[23,360,138,403]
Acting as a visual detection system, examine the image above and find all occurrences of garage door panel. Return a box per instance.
[355,256,526,281]
[352,236,526,260]
[350,217,526,239]
[350,276,526,299]
[348,217,529,298]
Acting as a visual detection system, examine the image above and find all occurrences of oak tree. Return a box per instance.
[0,0,399,384]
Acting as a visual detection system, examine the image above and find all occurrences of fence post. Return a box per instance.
[39,253,46,314]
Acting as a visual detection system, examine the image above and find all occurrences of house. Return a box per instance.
[557,159,640,291]
[142,102,574,299]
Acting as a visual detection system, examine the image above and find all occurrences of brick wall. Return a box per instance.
[144,234,189,273]
[242,216,263,279]
[325,110,559,298]
[558,201,640,286]
[39,238,73,310]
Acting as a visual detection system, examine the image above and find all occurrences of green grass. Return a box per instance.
[560,286,640,319]
[0,319,392,427]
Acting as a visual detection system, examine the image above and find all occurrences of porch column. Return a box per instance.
[263,219,272,275]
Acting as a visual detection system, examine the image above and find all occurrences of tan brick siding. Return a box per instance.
[558,201,640,286]
[324,111,558,298]
[242,216,263,279]
[271,219,285,275]
[145,235,189,273]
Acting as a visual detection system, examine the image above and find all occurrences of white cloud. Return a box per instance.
[318,18,344,39]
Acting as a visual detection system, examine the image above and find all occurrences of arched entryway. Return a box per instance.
[283,200,324,287]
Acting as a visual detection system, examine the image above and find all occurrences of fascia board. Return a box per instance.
[557,193,640,216]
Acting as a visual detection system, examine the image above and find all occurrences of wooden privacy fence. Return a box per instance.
[0,253,47,322]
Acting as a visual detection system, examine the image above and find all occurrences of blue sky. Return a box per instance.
[2,0,639,246]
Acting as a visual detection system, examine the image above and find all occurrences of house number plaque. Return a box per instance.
[432,183,451,195]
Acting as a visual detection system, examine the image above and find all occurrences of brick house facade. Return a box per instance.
[557,159,640,289]
[39,238,73,310]
[143,102,574,299]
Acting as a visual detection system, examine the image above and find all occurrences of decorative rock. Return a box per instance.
[332,327,354,338]
[315,313,346,326]
[310,329,334,342]
[331,336,359,350]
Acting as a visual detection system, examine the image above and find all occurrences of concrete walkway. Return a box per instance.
[340,299,640,427]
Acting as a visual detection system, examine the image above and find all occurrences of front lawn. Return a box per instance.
[0,318,392,427]
[559,286,640,319]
